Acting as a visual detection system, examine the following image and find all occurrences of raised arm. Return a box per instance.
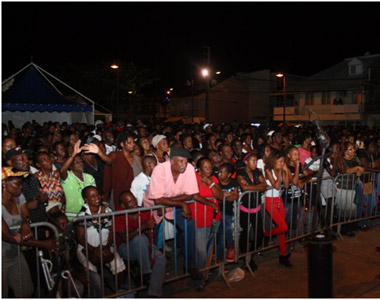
[59,140,83,180]
[82,143,116,165]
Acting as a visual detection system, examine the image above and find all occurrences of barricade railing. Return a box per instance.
[13,172,378,298]
[69,198,232,297]
[333,172,380,231]
[234,172,380,270]
[7,222,60,298]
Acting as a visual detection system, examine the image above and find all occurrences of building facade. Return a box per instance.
[272,53,380,127]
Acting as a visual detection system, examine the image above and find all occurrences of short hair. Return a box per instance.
[48,211,67,224]
[190,150,204,163]
[52,141,64,151]
[220,163,235,175]
[118,190,132,204]
[33,151,50,166]
[81,185,97,200]
[196,157,210,169]
[142,155,156,166]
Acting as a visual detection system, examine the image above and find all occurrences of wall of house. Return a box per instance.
[236,69,272,121]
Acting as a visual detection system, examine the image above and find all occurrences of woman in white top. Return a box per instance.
[256,143,272,175]
[264,150,292,267]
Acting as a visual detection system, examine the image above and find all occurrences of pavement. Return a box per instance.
[161,218,380,298]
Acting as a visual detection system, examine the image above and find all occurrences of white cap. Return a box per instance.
[93,134,102,141]
[95,120,104,126]
[267,130,275,137]
[203,123,213,130]
[46,201,62,213]
[152,135,166,148]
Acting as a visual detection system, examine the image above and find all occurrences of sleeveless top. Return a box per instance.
[237,168,262,209]
[2,196,25,257]
[132,154,143,177]
[265,170,281,198]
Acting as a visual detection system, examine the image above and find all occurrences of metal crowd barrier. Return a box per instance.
[233,172,380,271]
[9,172,379,298]
[6,222,60,298]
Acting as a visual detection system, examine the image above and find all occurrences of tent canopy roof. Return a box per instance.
[2,64,93,112]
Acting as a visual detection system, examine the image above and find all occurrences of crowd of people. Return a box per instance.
[2,118,380,297]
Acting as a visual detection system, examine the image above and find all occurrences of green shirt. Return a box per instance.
[62,170,96,219]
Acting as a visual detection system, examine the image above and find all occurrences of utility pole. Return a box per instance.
[204,46,210,122]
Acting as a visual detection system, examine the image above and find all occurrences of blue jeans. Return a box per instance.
[88,270,102,298]
[173,208,197,270]
[194,220,221,287]
[356,181,373,227]
[118,234,167,297]
[216,214,234,260]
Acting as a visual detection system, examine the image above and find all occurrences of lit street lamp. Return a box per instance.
[110,63,120,120]
[276,73,286,124]
[202,68,210,121]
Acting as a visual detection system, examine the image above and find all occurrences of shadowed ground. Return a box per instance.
[160,219,380,298]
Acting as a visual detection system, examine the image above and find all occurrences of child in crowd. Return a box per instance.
[237,152,267,271]
[264,150,291,267]
[284,145,313,237]
[114,191,166,297]
[33,151,65,213]
[217,163,239,263]
[208,150,222,177]
[52,141,67,171]
[131,156,157,206]
[75,186,125,297]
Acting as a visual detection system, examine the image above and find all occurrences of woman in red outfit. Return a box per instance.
[264,150,292,267]
[190,157,223,289]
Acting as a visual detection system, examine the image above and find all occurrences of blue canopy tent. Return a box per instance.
[2,63,99,128]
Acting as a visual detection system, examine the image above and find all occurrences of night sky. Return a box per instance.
[2,2,380,91]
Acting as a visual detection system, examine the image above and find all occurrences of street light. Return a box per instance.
[276,73,286,125]
[110,63,120,120]
[202,68,210,121]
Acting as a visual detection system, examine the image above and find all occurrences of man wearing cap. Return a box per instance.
[203,123,213,134]
[5,147,48,226]
[5,147,54,292]
[143,146,214,283]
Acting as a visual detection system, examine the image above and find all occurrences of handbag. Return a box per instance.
[362,182,373,195]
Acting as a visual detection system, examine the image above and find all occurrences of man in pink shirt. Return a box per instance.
[143,146,203,281]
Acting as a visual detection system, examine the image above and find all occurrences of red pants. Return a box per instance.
[264,197,288,255]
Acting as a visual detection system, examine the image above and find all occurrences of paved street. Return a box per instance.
[164,219,380,298]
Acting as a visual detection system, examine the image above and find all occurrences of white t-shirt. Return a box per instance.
[105,144,116,155]
[257,159,265,174]
[130,172,151,206]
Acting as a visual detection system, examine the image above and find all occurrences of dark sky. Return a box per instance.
[2,2,380,90]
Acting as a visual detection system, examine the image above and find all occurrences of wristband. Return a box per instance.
[209,182,215,189]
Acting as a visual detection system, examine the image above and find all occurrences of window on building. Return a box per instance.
[322,92,331,104]
[305,92,314,105]
[350,65,356,75]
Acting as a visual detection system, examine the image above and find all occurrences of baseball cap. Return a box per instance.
[203,123,213,131]
[5,146,27,161]
[94,120,104,127]
[46,200,63,213]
